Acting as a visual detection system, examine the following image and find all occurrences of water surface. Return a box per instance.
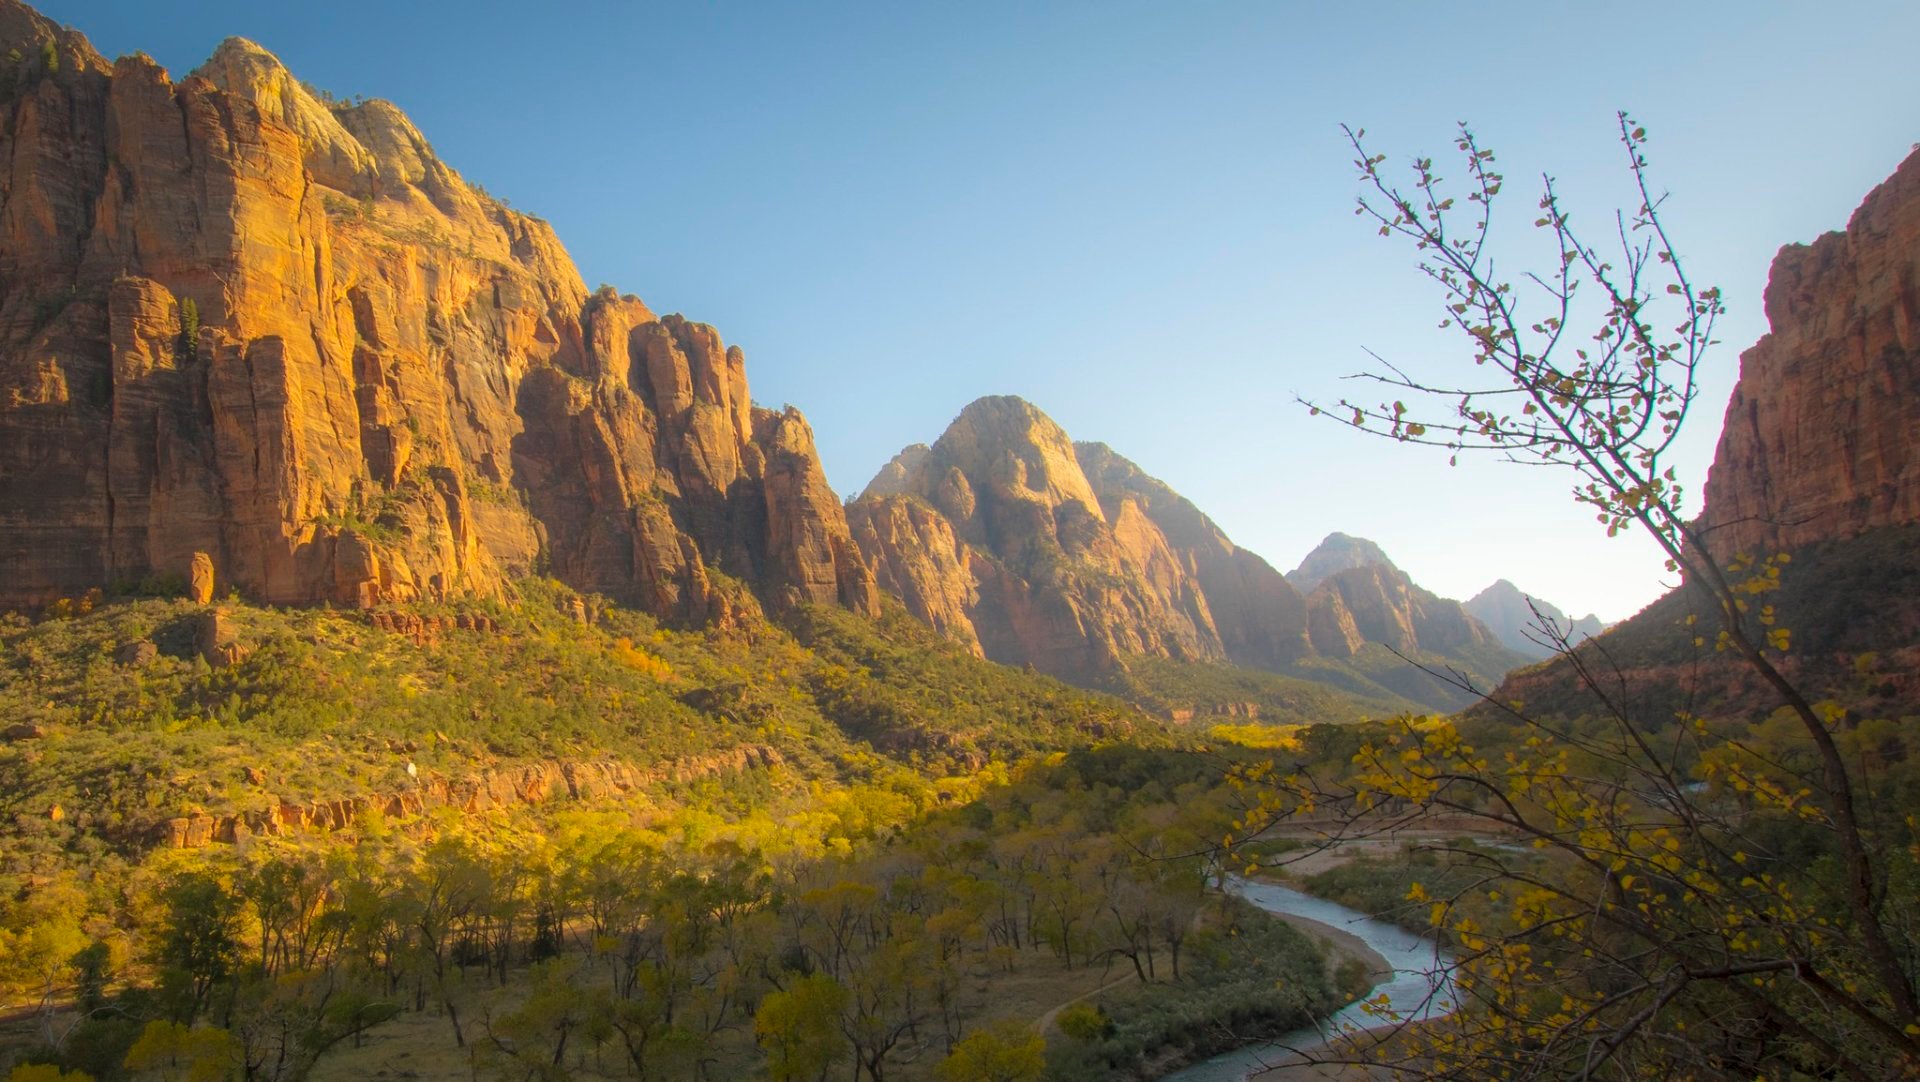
[1158,877,1452,1081]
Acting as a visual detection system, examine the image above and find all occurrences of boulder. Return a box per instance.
[188,551,215,604]
[195,608,247,669]
[115,640,159,667]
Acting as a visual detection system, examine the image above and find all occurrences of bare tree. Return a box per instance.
[1233,115,1920,1080]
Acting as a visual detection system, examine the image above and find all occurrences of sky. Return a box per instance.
[36,1,1920,622]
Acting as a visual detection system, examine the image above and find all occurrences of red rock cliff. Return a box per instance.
[1699,148,1920,561]
[0,5,871,618]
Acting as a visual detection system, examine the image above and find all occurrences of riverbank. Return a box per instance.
[1156,878,1450,1082]
[1263,902,1393,986]
[1246,887,1395,1081]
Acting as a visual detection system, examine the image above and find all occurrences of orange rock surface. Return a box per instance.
[849,396,1315,682]
[0,4,868,619]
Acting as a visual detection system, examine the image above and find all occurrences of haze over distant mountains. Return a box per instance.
[1463,580,1608,660]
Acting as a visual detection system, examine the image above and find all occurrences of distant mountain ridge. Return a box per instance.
[1464,579,1608,660]
[850,398,1528,709]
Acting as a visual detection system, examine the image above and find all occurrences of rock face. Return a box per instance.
[1489,150,1920,719]
[1698,147,1920,563]
[1464,579,1607,660]
[848,397,1316,682]
[848,396,1529,689]
[0,5,869,621]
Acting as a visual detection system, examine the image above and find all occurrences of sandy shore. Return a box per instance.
[1272,909,1392,983]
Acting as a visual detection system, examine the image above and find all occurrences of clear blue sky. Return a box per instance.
[40,1,1920,621]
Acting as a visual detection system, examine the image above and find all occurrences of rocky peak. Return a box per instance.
[926,396,1106,526]
[859,443,931,501]
[1287,532,1398,593]
[0,0,106,76]
[847,398,1531,700]
[849,400,1319,682]
[1303,561,1498,660]
[192,37,379,193]
[1463,579,1606,660]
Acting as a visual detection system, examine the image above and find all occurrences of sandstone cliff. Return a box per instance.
[0,4,872,620]
[1698,147,1920,562]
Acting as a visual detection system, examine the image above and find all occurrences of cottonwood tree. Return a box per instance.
[1237,115,1920,1080]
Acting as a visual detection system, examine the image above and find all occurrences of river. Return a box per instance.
[1158,877,1454,1081]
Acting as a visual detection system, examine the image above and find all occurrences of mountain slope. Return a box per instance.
[851,398,1527,711]
[850,396,1287,682]
[1286,534,1528,705]
[0,6,873,622]
[0,582,1159,868]
[1464,579,1607,660]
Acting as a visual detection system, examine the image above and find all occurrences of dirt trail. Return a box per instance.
[1034,970,1137,1035]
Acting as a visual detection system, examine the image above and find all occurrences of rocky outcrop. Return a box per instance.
[845,495,983,653]
[365,608,500,645]
[1698,147,1920,563]
[160,745,783,849]
[1487,150,1920,718]
[194,608,247,668]
[188,552,215,604]
[1286,532,1397,593]
[0,5,868,623]
[849,397,1297,682]
[757,407,879,615]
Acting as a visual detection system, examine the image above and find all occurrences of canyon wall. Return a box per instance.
[0,4,872,619]
[1698,148,1920,561]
